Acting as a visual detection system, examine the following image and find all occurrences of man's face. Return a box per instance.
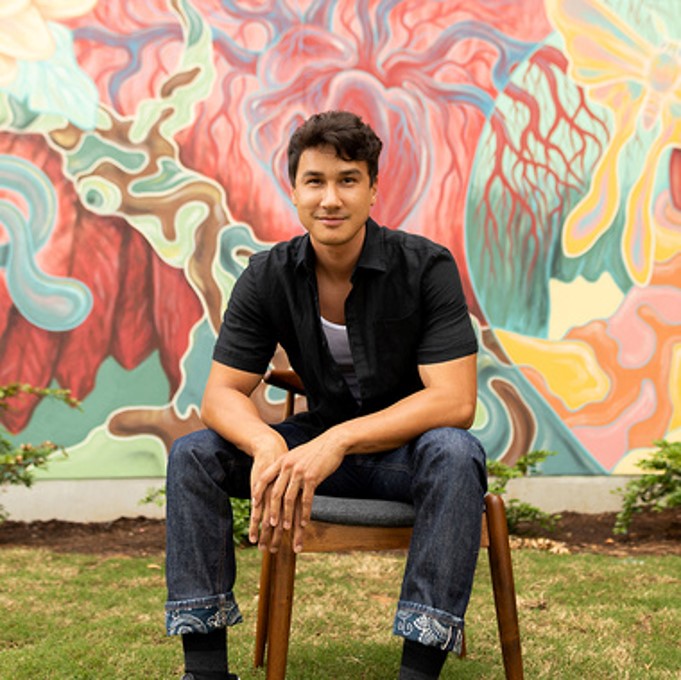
[292,145,377,250]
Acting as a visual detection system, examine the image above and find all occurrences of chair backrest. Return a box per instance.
[265,368,305,418]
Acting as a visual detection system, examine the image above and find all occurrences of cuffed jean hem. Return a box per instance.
[165,593,243,636]
[393,600,464,655]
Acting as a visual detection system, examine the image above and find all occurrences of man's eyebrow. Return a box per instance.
[301,168,362,178]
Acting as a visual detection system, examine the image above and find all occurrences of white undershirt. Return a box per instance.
[320,316,360,401]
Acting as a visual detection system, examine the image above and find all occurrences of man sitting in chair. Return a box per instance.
[165,110,487,680]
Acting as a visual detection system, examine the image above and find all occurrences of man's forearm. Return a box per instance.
[201,387,285,458]
[329,384,476,457]
[328,356,478,456]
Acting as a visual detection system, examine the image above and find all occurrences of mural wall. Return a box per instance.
[0,0,679,481]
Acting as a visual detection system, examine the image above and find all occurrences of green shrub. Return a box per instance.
[487,449,560,533]
[0,383,79,521]
[614,439,681,535]
[231,497,251,545]
[139,486,166,507]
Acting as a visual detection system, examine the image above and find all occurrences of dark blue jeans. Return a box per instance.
[165,423,487,655]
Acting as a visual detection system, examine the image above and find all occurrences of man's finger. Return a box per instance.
[299,484,315,528]
[267,520,284,553]
[267,468,293,527]
[292,498,305,553]
[252,462,279,507]
[258,520,273,551]
[281,479,302,530]
[252,485,274,546]
[249,496,263,544]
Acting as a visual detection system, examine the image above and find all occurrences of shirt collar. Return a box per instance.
[293,217,388,276]
[294,232,314,273]
[354,218,388,275]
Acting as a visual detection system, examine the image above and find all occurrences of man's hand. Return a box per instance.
[247,431,289,549]
[200,361,294,550]
[252,429,348,553]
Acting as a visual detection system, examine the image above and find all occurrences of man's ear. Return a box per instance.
[370,178,378,205]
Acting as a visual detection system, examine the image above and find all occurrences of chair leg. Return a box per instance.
[265,531,298,680]
[485,494,524,680]
[254,550,273,668]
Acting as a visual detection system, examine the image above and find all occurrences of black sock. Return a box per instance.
[399,639,448,680]
[182,629,228,679]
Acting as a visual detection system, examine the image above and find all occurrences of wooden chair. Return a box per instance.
[254,369,523,679]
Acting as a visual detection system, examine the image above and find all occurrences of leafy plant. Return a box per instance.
[0,383,79,521]
[487,449,560,533]
[231,497,251,546]
[139,485,166,507]
[614,439,681,535]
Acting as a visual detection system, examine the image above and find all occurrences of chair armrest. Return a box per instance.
[264,369,306,395]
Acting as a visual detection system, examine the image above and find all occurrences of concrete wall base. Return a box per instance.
[0,476,633,522]
[1,479,166,522]
[504,476,629,514]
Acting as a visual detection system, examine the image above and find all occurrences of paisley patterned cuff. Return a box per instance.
[165,593,243,636]
[393,600,464,655]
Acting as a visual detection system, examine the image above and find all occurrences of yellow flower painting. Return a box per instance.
[548,0,681,286]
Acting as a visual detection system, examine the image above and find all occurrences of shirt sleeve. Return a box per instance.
[417,249,478,364]
[212,259,277,374]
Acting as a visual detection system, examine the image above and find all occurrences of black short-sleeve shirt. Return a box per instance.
[214,218,477,432]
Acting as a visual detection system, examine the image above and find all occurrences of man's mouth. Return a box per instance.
[316,215,346,224]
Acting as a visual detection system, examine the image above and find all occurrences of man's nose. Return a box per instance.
[321,183,342,207]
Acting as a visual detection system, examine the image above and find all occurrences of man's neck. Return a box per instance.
[311,224,366,281]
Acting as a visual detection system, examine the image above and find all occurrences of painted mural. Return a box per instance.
[0,0,679,482]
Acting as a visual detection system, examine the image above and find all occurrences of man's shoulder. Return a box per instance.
[248,233,307,270]
[375,222,451,261]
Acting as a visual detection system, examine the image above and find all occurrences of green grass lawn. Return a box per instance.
[0,546,679,679]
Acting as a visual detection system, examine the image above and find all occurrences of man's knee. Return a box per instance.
[167,429,227,482]
[414,427,487,482]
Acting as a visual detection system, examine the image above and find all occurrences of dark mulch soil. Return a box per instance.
[0,508,679,557]
[514,507,681,556]
[0,516,166,557]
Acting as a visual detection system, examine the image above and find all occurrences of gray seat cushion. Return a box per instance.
[311,495,415,527]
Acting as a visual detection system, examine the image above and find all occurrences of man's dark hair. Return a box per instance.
[288,110,383,186]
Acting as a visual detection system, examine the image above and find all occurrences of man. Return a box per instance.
[165,110,487,680]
